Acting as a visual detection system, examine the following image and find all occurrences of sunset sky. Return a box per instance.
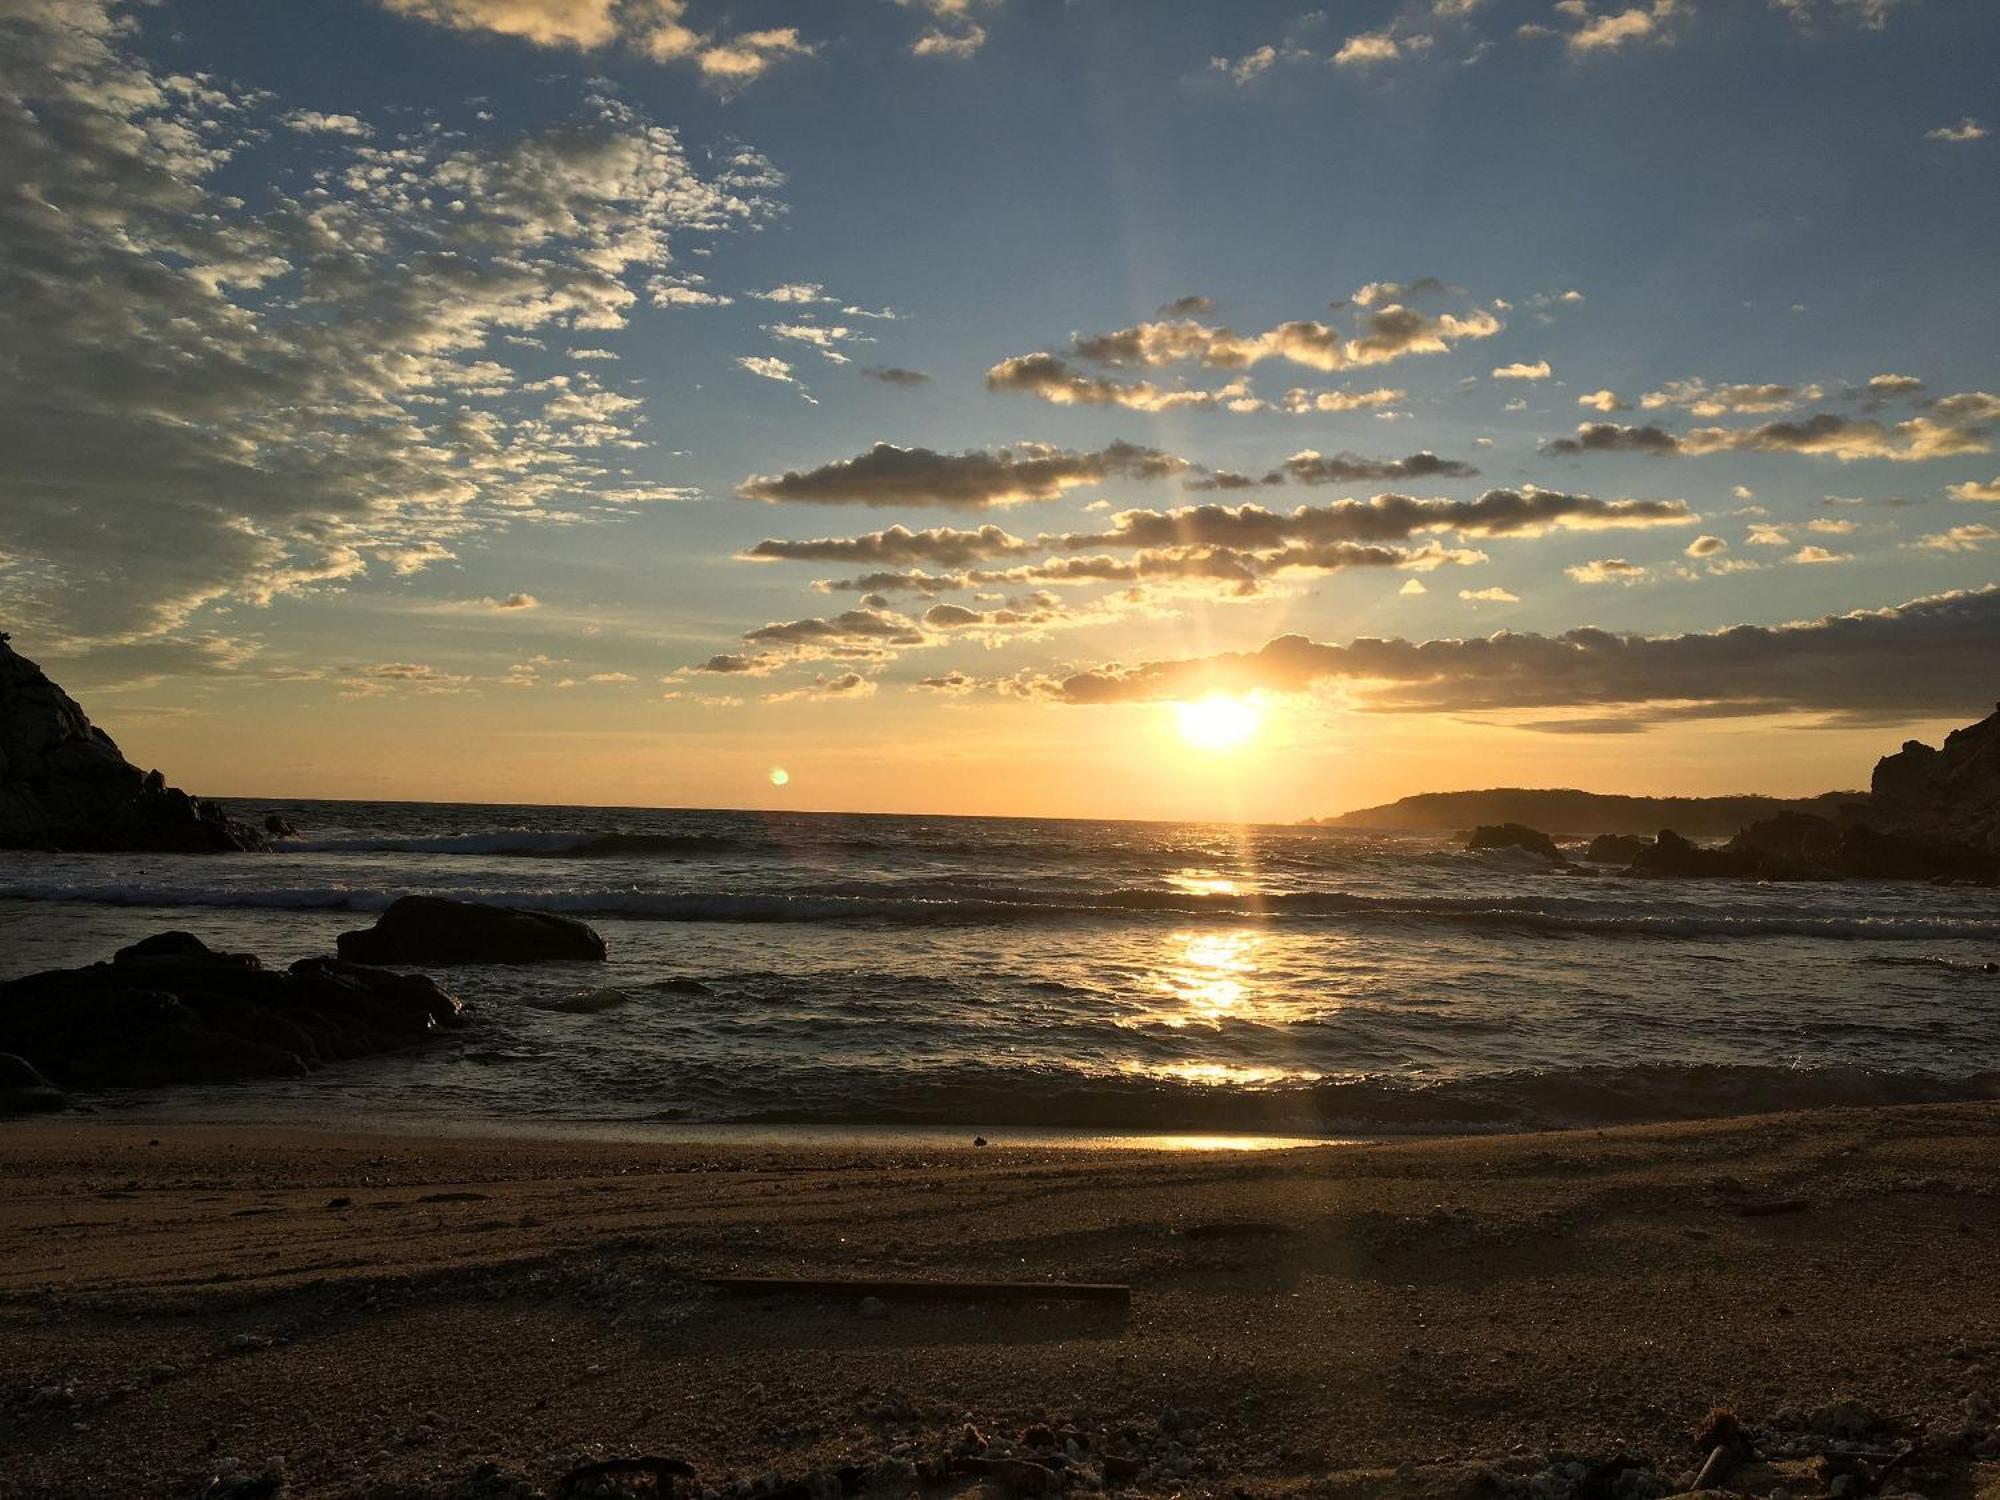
[3,0,1996,820]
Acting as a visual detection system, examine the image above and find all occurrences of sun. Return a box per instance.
[1172,695,1262,752]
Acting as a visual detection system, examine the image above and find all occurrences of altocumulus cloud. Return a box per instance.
[736,441,1185,509]
[0,0,778,649]
[374,0,815,87]
[1003,587,2000,728]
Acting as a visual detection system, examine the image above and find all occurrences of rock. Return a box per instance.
[0,637,266,852]
[0,1052,66,1114]
[1466,823,1565,862]
[336,896,607,965]
[0,931,465,1089]
[1871,704,2000,854]
[1583,833,1650,864]
[1630,829,1764,878]
[263,813,300,838]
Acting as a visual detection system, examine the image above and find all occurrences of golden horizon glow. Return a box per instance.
[1172,695,1263,753]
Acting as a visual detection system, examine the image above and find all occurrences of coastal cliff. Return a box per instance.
[0,635,264,852]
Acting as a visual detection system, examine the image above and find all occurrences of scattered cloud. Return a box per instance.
[1926,118,1988,144]
[1547,399,1999,462]
[737,441,1184,509]
[374,0,814,86]
[1789,545,1850,565]
[1557,0,1685,55]
[1913,524,1998,553]
[1948,477,2000,502]
[1567,557,1647,584]
[0,2,778,645]
[1578,389,1628,412]
[1460,586,1520,603]
[1685,534,1728,558]
[1494,360,1552,380]
[862,366,932,387]
[1015,586,2000,726]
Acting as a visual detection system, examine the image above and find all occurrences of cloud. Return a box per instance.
[1789,545,1850,564]
[1559,0,1683,54]
[0,3,777,646]
[1914,524,1998,553]
[1066,488,1694,551]
[375,0,815,86]
[1567,557,1647,584]
[1159,295,1214,316]
[282,110,371,136]
[1460,587,1520,603]
[1642,378,1822,416]
[899,0,994,59]
[1061,300,1504,376]
[1494,360,1552,380]
[1949,477,2000,502]
[1020,586,2000,726]
[737,441,1184,509]
[1280,387,1406,414]
[986,354,1259,413]
[1926,118,1987,144]
[1333,30,1403,66]
[1578,389,1628,412]
[1546,402,1999,462]
[1866,374,1926,397]
[766,322,866,364]
[862,367,932,387]
[744,607,927,650]
[738,354,803,387]
[743,524,1040,567]
[1772,0,1916,30]
[1399,578,1428,595]
[752,283,833,304]
[1685,535,1728,558]
[768,670,878,701]
[1282,450,1479,484]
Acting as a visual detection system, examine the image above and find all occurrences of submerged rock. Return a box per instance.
[1466,823,1565,862]
[337,895,608,965]
[0,636,265,852]
[0,931,465,1089]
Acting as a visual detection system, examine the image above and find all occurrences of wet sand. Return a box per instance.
[3,1105,1999,1498]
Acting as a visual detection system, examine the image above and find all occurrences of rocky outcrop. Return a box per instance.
[1582,833,1649,865]
[1870,703,2000,854]
[0,1053,64,1115]
[0,636,264,852]
[1465,823,1564,862]
[337,896,608,965]
[1628,829,1764,879]
[0,932,465,1091]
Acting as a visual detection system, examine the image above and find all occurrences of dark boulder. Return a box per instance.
[0,637,264,852]
[0,1053,65,1115]
[0,932,465,1090]
[1629,829,1766,878]
[1582,833,1650,865]
[337,895,607,965]
[263,813,300,838]
[1465,823,1564,862]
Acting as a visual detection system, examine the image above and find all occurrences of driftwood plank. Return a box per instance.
[699,1275,1131,1307]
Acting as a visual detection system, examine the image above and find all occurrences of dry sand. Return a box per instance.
[2,1105,1999,1499]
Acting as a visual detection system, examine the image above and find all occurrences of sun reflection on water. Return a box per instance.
[1146,928,1262,1026]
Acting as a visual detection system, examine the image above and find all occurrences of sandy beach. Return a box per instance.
[4,1105,1999,1499]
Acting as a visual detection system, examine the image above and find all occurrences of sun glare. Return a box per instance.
[1172,695,1262,752]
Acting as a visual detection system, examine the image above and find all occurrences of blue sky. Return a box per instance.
[2,0,1996,816]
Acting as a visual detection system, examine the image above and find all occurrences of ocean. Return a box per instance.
[1,798,1996,1141]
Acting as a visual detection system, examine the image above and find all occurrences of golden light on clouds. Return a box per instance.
[1172,695,1263,752]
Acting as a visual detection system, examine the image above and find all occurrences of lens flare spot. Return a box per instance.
[769,766,790,786]
[1172,695,1262,751]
